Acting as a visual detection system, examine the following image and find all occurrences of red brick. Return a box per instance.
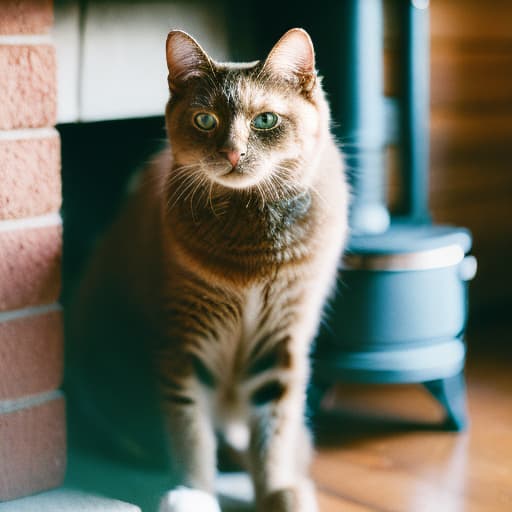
[0,134,61,220]
[0,45,56,130]
[0,396,66,501]
[0,1,54,35]
[0,310,62,401]
[0,224,62,312]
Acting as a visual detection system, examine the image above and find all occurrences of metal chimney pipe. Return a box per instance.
[337,0,389,234]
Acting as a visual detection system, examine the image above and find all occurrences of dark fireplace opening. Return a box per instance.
[58,117,167,301]
[58,118,174,495]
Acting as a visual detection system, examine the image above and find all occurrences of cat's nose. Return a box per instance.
[219,148,245,168]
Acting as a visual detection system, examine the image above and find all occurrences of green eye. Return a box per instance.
[194,112,218,131]
[252,112,279,131]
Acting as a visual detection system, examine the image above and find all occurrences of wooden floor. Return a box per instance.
[311,321,512,512]
[60,320,511,512]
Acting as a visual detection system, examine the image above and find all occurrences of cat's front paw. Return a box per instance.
[258,480,318,512]
[159,487,221,512]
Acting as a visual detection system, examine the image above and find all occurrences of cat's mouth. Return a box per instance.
[222,166,244,177]
[211,164,258,189]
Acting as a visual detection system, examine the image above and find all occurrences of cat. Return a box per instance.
[68,28,349,512]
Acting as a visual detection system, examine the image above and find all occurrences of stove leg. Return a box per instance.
[423,371,468,431]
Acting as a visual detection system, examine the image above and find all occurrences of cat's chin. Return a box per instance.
[210,170,261,190]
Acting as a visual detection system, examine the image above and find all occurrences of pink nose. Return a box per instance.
[219,149,244,168]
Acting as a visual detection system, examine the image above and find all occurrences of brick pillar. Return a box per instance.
[0,0,66,501]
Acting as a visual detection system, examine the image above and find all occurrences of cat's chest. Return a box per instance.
[214,282,284,373]
[241,284,265,341]
[230,281,295,370]
[171,192,316,280]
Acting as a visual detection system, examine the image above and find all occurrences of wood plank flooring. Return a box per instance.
[311,322,512,511]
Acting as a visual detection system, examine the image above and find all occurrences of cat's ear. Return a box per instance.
[166,30,211,93]
[262,28,316,93]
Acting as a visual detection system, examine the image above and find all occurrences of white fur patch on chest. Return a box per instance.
[241,284,264,340]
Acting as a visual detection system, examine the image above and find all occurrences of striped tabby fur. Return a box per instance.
[69,28,349,512]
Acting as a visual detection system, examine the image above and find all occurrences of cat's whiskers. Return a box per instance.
[188,159,229,219]
[261,175,282,204]
[276,160,326,207]
[200,160,228,216]
[165,168,198,199]
[164,164,202,194]
[167,169,203,212]
[206,179,220,218]
[289,174,326,207]
[188,176,208,223]
[253,180,267,210]
[263,174,284,203]
[266,166,304,204]
[168,162,203,178]
[279,157,330,207]
[164,168,194,203]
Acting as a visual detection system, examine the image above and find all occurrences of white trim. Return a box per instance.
[0,213,62,234]
[342,244,466,272]
[0,34,53,46]
[0,303,61,324]
[333,340,466,372]
[0,127,58,141]
[0,389,63,415]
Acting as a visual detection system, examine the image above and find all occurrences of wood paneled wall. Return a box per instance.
[385,0,512,314]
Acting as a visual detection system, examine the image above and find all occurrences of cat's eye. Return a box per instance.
[252,112,280,131]
[193,112,218,131]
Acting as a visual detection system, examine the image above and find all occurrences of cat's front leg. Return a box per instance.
[158,396,221,512]
[248,380,319,512]
[259,479,318,512]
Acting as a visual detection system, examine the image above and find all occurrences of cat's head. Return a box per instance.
[165,28,330,195]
